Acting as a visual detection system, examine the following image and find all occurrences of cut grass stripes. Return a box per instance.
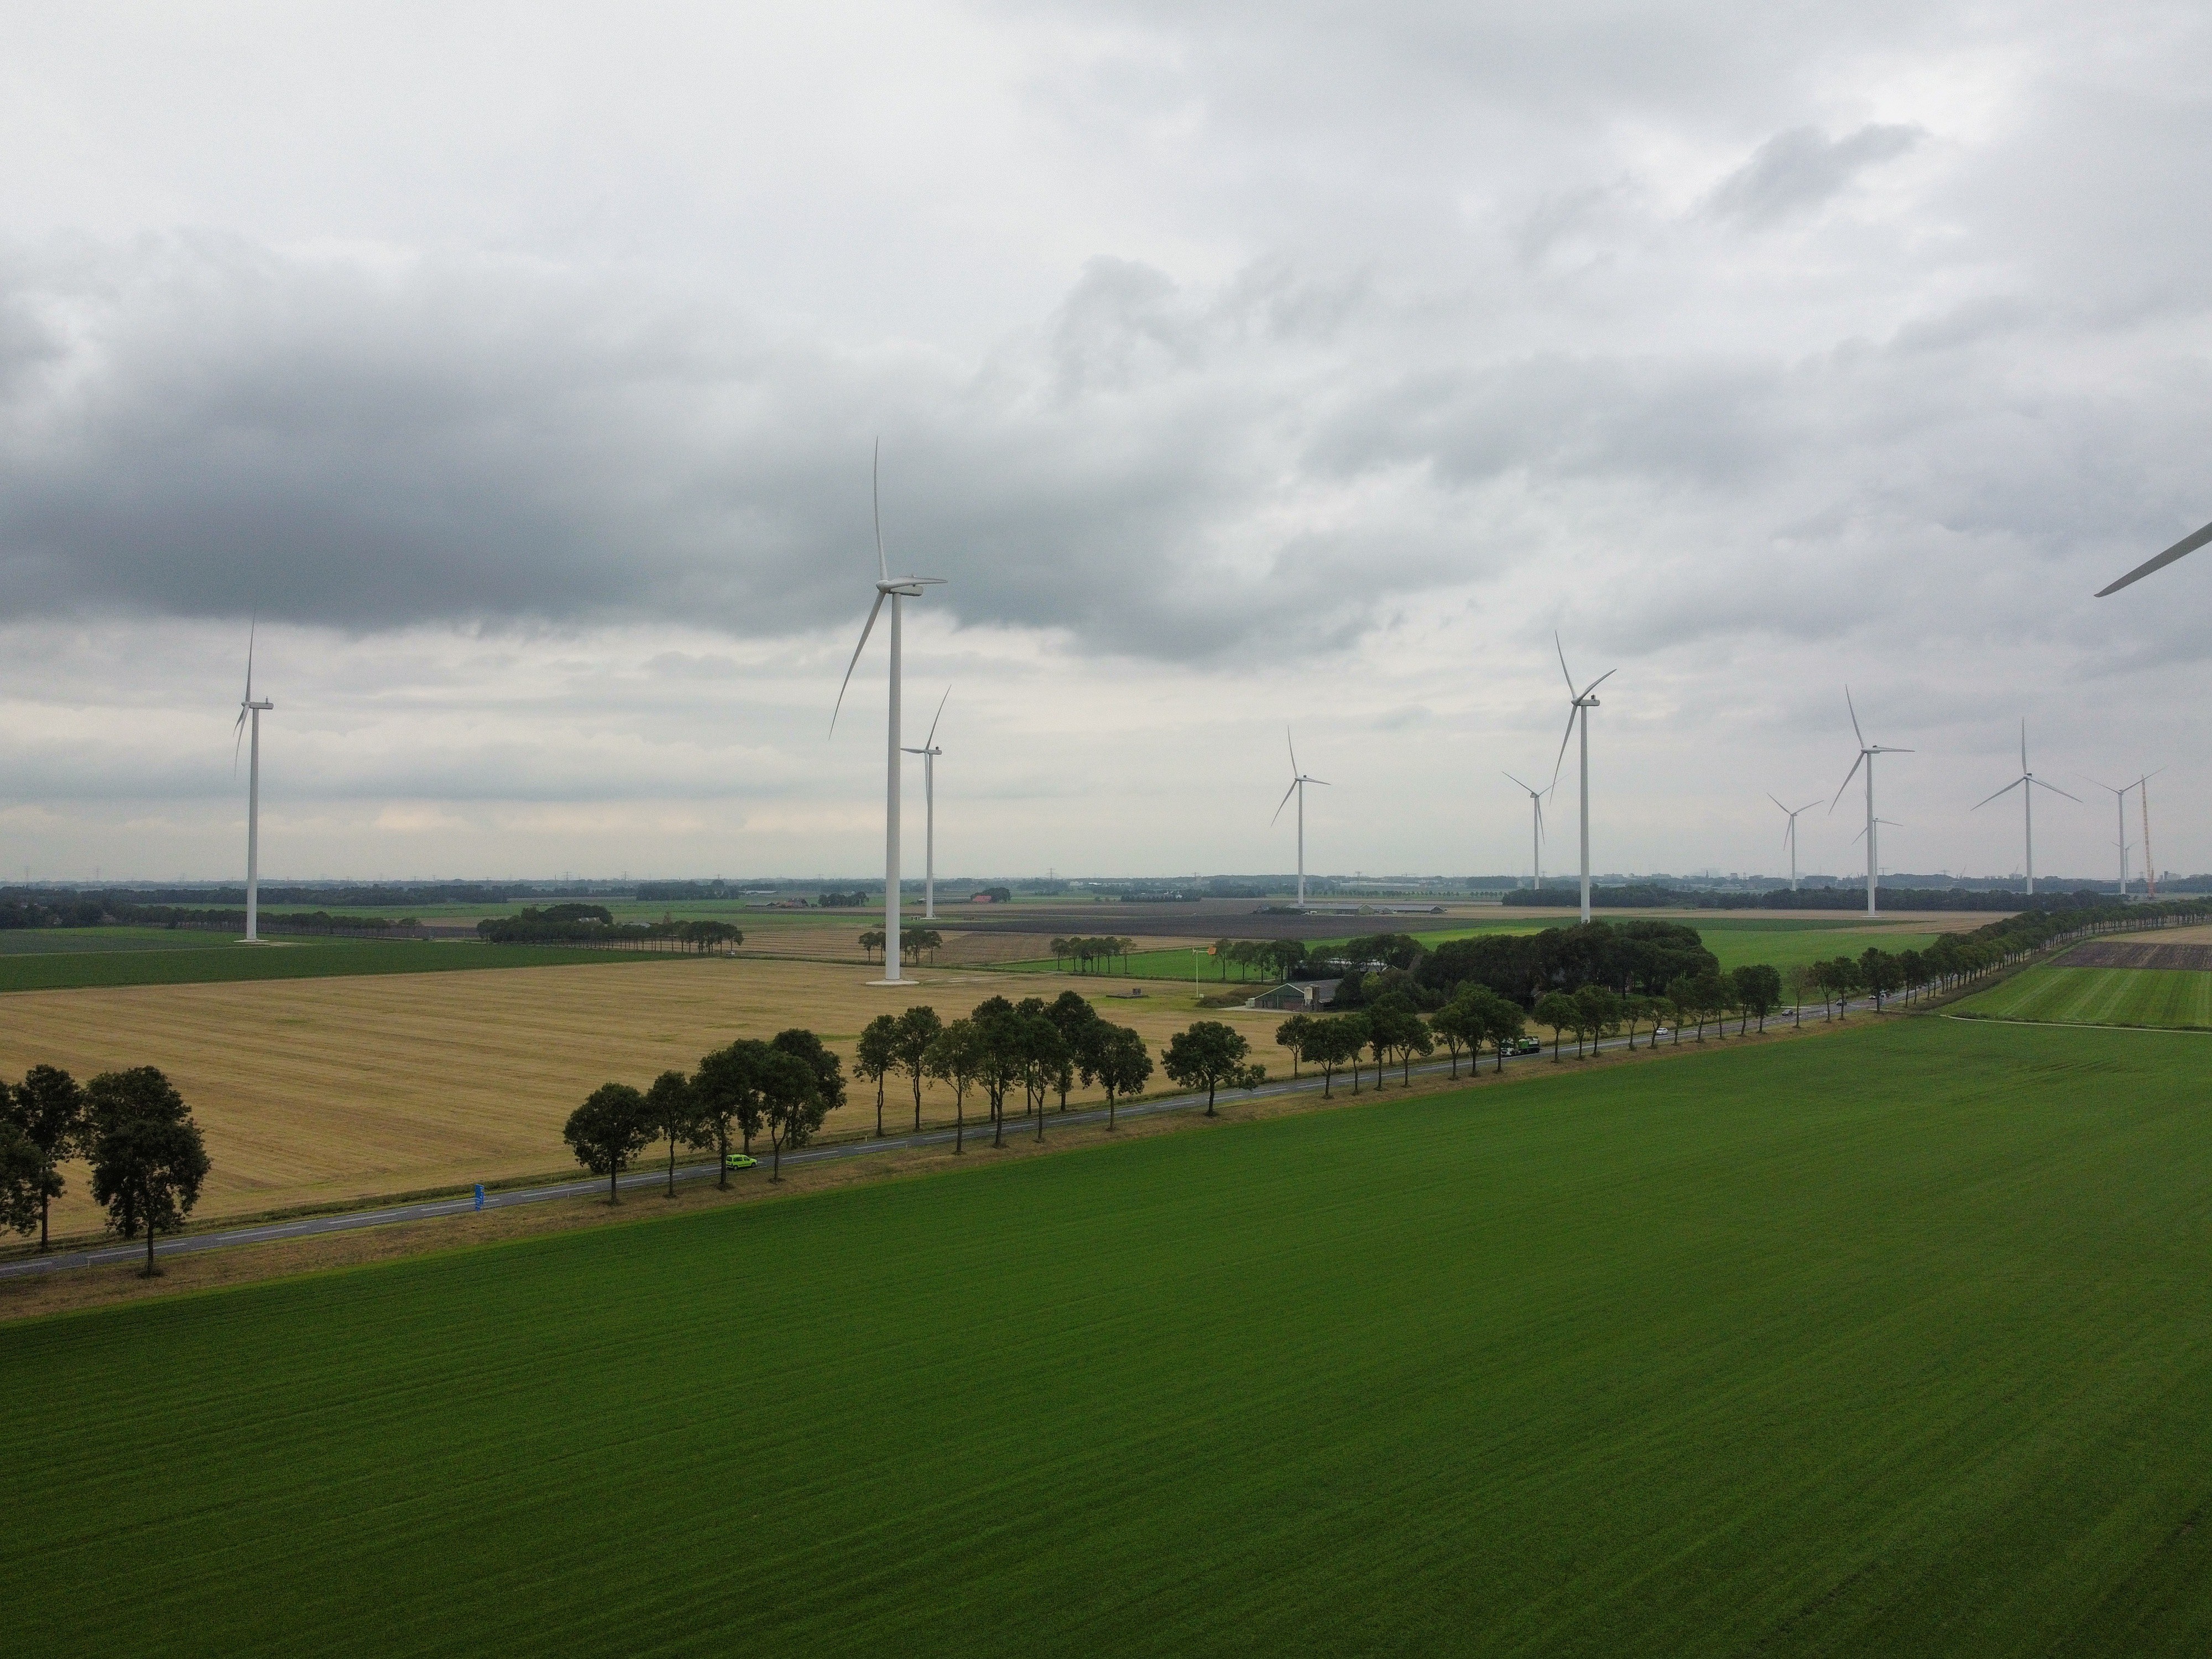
[1956,963,2212,1031]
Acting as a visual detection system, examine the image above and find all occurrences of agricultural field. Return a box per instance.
[8,1018,2212,1653]
[1955,959,2212,1031]
[0,956,1281,1239]
[0,931,650,994]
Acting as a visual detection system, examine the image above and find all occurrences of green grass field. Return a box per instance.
[0,935,658,994]
[1008,917,1940,983]
[1955,961,2212,1031]
[8,1018,2212,1655]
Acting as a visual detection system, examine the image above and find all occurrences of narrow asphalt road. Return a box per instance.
[1,1003,1876,1281]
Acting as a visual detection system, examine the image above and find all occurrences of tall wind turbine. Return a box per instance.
[1767,794,1821,891]
[2080,773,2145,895]
[232,622,275,945]
[1548,636,1616,925]
[1503,772,1551,890]
[2097,517,2212,596]
[1829,689,1911,916]
[1272,730,1329,908]
[900,687,950,922]
[1970,720,2078,896]
[831,443,946,986]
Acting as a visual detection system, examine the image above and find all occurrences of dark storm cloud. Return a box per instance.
[0,239,1451,661]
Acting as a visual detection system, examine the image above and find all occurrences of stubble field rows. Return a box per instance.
[0,956,1282,1239]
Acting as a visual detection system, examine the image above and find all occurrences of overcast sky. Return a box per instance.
[3,1,2208,884]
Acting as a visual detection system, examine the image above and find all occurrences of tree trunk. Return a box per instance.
[771,1136,782,1182]
[955,1093,965,1154]
[144,1217,158,1278]
[914,1079,923,1134]
[1205,1083,1217,1117]
[609,1166,619,1205]
[667,1136,677,1198]
[40,1190,50,1253]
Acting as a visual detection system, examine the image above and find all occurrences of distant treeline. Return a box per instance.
[0,895,419,936]
[1503,884,2146,912]
[477,905,742,953]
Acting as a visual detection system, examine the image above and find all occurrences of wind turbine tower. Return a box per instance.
[2081,773,2147,895]
[1768,794,1820,891]
[1273,731,1330,907]
[1503,773,1550,890]
[1549,636,1617,925]
[1830,689,1911,917]
[900,688,950,921]
[1971,721,2078,896]
[832,444,946,986]
[232,624,275,945]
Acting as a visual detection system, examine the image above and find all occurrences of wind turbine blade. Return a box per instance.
[1286,726,1300,778]
[2096,517,2212,598]
[1548,706,1577,790]
[828,591,887,737]
[1579,667,1618,700]
[872,439,888,582]
[1503,771,1536,795]
[1554,633,1575,695]
[1767,792,1789,815]
[1845,686,1864,749]
[2030,777,2083,803]
[232,706,247,769]
[1829,750,1865,812]
[1270,778,1299,827]
[2020,718,2028,774]
[1797,799,1822,816]
[1307,777,1332,787]
[243,615,256,705]
[925,685,950,749]
[1971,778,2025,811]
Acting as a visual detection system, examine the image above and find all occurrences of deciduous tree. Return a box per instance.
[693,1040,773,1181]
[760,1050,825,1181]
[1091,1025,1153,1129]
[3,1063,87,1253]
[1533,992,1579,1061]
[924,1018,984,1152]
[1731,964,1783,1033]
[892,1005,945,1131]
[643,1069,702,1198]
[1162,1021,1266,1117]
[86,1067,210,1276]
[857,1014,899,1136]
[565,1082,652,1205]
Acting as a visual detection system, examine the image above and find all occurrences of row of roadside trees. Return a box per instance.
[1,1065,210,1275]
[1047,937,1140,974]
[564,996,1281,1192]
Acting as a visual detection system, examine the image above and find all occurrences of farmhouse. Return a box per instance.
[1246,978,1340,1011]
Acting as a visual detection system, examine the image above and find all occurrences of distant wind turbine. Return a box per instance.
[1970,721,2079,896]
[1272,731,1330,908]
[1767,794,1822,891]
[2141,770,2165,897]
[1548,635,1616,925]
[1503,772,1552,890]
[2096,517,2212,597]
[2079,772,2147,895]
[831,442,946,986]
[900,687,950,922]
[232,622,275,944]
[1829,689,1911,917]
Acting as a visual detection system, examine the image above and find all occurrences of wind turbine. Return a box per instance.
[1503,772,1551,890]
[1829,689,1911,917]
[900,687,950,921]
[232,622,275,945]
[1970,720,2079,896]
[2097,517,2212,596]
[1767,794,1821,891]
[1548,635,1616,925]
[2079,772,2147,895]
[831,443,946,986]
[1272,730,1330,908]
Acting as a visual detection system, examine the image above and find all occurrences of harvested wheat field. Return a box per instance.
[1,957,1279,1240]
